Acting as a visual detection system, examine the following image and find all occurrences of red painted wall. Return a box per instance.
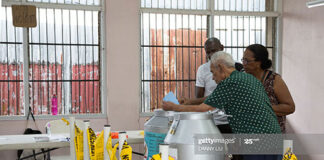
[149,29,207,111]
[0,63,100,115]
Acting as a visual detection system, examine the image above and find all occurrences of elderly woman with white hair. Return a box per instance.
[162,51,281,159]
[163,51,281,133]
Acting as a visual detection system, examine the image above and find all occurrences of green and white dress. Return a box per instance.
[204,70,281,134]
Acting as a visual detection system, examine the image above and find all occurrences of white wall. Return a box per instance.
[106,0,145,132]
[282,0,324,159]
[283,0,324,134]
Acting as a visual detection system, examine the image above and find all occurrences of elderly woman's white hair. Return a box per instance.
[210,51,235,68]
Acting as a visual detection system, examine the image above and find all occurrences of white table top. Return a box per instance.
[0,130,144,150]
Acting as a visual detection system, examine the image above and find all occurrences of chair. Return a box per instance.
[45,118,85,160]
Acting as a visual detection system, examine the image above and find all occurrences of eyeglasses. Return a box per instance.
[241,58,256,64]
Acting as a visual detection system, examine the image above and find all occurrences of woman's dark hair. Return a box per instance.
[246,44,272,70]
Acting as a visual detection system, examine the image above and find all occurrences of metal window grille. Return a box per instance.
[3,0,101,7]
[26,0,101,6]
[0,0,104,116]
[140,0,279,113]
[0,6,24,116]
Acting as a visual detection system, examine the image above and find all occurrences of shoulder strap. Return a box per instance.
[27,106,36,122]
[26,106,39,130]
[265,70,272,80]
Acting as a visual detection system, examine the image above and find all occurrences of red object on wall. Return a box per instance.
[149,29,207,111]
[0,63,100,116]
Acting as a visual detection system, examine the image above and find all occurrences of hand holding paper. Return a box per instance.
[162,92,179,105]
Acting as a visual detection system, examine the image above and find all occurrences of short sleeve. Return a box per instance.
[195,66,205,87]
[203,81,233,110]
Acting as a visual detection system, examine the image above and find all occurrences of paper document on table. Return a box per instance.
[163,92,179,105]
[49,135,70,142]
[33,136,50,142]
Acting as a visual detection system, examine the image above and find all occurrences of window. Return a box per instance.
[0,0,105,117]
[0,5,23,115]
[140,0,280,113]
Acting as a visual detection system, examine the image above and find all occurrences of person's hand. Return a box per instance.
[178,97,191,105]
[178,97,186,104]
[162,101,177,111]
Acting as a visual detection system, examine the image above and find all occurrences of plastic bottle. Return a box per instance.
[46,123,51,136]
[51,94,58,115]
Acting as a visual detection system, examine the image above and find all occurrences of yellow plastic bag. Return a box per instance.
[106,139,132,160]
[61,117,70,125]
[120,141,132,160]
[151,153,175,160]
[106,133,118,160]
[87,128,104,160]
[74,124,84,160]
[87,128,96,160]
[94,131,104,160]
[282,147,298,160]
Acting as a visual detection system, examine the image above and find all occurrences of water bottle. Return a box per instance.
[46,123,51,136]
[51,94,58,115]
